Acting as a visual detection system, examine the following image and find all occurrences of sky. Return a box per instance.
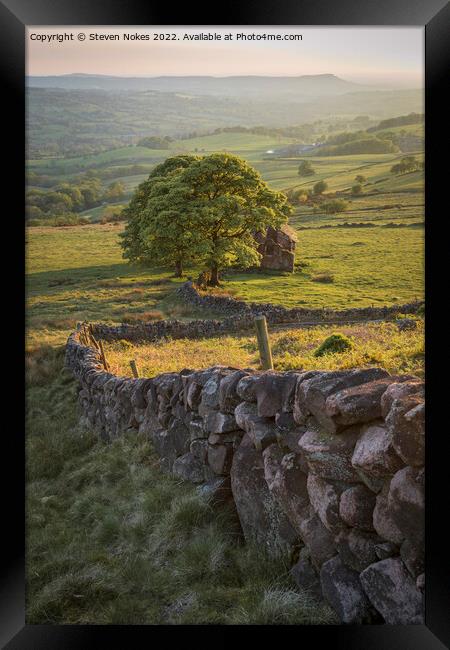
[26,26,424,88]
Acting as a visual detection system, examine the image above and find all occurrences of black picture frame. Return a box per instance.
[3,0,449,647]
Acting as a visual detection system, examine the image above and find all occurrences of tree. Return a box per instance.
[121,153,291,284]
[313,180,328,195]
[355,175,366,184]
[351,183,363,195]
[390,156,420,175]
[322,199,348,214]
[120,155,201,277]
[104,181,125,202]
[298,160,315,177]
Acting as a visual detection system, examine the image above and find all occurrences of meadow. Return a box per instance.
[105,320,424,380]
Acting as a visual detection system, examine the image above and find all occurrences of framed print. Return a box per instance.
[2,0,449,646]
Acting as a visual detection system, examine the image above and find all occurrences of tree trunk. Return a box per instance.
[174,260,183,278]
[208,263,220,286]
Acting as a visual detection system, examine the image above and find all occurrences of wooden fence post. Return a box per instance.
[254,315,273,371]
[129,359,139,378]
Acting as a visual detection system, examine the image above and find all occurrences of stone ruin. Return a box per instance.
[65,319,425,625]
[255,225,297,272]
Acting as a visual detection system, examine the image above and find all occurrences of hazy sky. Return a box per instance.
[26,26,424,87]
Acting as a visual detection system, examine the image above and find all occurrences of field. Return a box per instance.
[104,320,424,379]
[26,127,424,624]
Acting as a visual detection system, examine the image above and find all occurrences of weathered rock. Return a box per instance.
[290,557,323,601]
[207,443,234,476]
[339,484,376,531]
[372,481,404,545]
[297,508,336,568]
[208,431,243,446]
[219,370,249,413]
[324,377,400,433]
[374,542,398,560]
[130,378,153,409]
[381,379,424,418]
[400,537,424,578]
[188,416,206,440]
[320,556,375,624]
[351,423,404,482]
[246,416,278,451]
[190,438,208,463]
[198,372,226,415]
[202,411,237,434]
[360,557,424,624]
[416,573,425,592]
[296,368,390,433]
[253,372,299,417]
[263,449,310,534]
[172,452,205,484]
[335,529,381,572]
[185,380,203,410]
[234,401,258,431]
[299,425,361,482]
[307,474,344,533]
[236,375,260,402]
[230,435,299,557]
[293,371,326,425]
[385,388,425,467]
[388,466,424,541]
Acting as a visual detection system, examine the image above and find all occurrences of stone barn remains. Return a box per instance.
[255,225,297,272]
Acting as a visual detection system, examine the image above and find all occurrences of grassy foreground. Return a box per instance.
[26,351,337,624]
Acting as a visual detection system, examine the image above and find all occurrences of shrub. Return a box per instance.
[322,199,348,214]
[313,180,328,195]
[311,273,334,283]
[351,184,363,195]
[313,333,353,357]
[272,334,303,356]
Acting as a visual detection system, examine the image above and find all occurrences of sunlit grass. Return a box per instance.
[104,319,424,379]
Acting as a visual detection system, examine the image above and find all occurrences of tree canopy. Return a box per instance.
[120,153,291,283]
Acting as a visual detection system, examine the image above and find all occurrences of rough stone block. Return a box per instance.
[387,466,424,541]
[299,425,362,483]
[307,474,344,533]
[207,443,234,476]
[290,557,323,601]
[320,556,375,624]
[351,423,404,480]
[339,484,376,531]
[360,557,424,624]
[296,368,390,433]
[172,452,205,484]
[230,434,299,557]
[219,370,249,413]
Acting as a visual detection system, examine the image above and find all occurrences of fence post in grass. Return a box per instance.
[130,359,139,378]
[254,315,273,371]
[98,339,110,372]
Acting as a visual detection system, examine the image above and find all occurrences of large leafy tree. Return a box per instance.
[120,155,201,276]
[120,153,291,284]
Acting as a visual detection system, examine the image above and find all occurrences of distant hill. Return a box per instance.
[27,73,371,98]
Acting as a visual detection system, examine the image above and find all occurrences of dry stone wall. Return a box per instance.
[177,280,424,322]
[65,322,425,625]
